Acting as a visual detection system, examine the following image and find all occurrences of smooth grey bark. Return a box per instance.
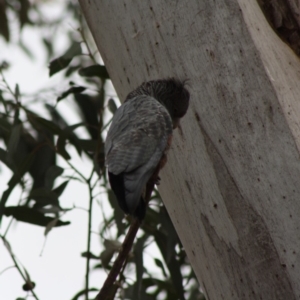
[79,0,300,299]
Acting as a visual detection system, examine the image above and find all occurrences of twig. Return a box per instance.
[85,169,95,300]
[64,158,96,300]
[95,218,141,300]
[0,265,14,276]
[0,235,40,300]
[94,166,160,300]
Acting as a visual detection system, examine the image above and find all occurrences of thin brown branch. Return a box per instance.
[95,167,160,300]
[95,218,141,300]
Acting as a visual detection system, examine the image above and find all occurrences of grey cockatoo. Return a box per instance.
[105,78,190,219]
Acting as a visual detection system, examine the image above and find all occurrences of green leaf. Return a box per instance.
[19,0,31,28]
[0,152,35,224]
[42,38,53,61]
[78,64,109,79]
[56,137,71,160]
[99,247,114,268]
[45,165,64,189]
[27,114,62,135]
[0,116,11,137]
[23,267,32,283]
[108,98,117,114]
[81,251,99,260]
[77,139,98,152]
[0,1,9,42]
[49,41,82,76]
[100,239,122,268]
[94,138,105,174]
[63,42,82,59]
[188,284,205,300]
[73,93,99,139]
[125,280,158,300]
[29,187,58,205]
[57,86,86,102]
[159,209,185,300]
[28,132,56,191]
[158,208,179,263]
[52,180,69,197]
[154,258,168,278]
[44,218,58,236]
[65,64,80,77]
[56,123,84,159]
[15,84,20,102]
[154,229,185,300]
[7,153,34,186]
[7,123,22,159]
[4,206,70,227]
[133,235,148,300]
[45,106,86,156]
[0,147,14,170]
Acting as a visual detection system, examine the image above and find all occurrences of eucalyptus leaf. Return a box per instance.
[52,180,69,197]
[29,187,58,205]
[73,93,99,139]
[27,114,62,135]
[19,0,31,28]
[4,206,70,227]
[108,98,117,114]
[0,1,9,42]
[133,234,148,300]
[49,41,82,76]
[57,86,86,102]
[7,123,22,159]
[0,147,13,170]
[42,38,53,60]
[0,152,35,223]
[44,218,58,236]
[79,64,109,79]
[154,258,168,278]
[45,165,64,188]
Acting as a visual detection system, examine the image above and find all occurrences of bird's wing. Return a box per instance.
[105,95,173,176]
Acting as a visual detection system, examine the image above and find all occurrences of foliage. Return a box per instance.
[0,1,204,299]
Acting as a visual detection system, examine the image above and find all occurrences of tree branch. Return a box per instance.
[95,168,159,300]
[0,235,40,300]
[85,171,94,300]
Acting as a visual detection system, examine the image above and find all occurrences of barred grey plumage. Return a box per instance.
[105,78,190,219]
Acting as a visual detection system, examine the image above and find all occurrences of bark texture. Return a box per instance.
[79,0,300,299]
[257,0,300,56]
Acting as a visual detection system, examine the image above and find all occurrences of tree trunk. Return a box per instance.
[79,0,300,299]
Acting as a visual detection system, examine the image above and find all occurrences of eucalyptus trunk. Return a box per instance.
[79,0,300,299]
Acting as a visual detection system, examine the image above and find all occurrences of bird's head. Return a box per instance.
[126,78,190,128]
